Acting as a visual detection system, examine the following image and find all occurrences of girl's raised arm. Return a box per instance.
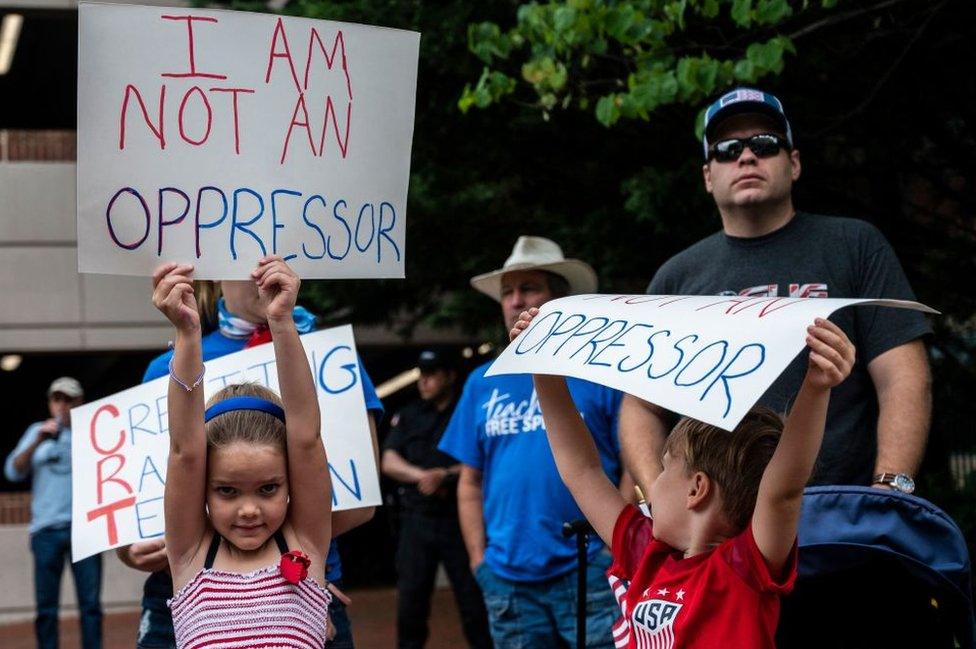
[154,263,210,573]
[255,257,332,556]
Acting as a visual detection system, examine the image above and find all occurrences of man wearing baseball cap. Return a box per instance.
[620,87,932,497]
[438,236,625,647]
[382,348,491,649]
[5,377,103,649]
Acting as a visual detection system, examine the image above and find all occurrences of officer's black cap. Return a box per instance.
[417,348,457,372]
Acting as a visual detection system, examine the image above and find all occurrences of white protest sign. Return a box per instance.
[70,326,378,561]
[487,295,937,431]
[77,3,419,279]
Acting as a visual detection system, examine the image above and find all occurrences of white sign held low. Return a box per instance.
[487,295,936,431]
[70,326,378,562]
[78,3,419,279]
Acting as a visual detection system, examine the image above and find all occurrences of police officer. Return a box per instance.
[381,349,491,649]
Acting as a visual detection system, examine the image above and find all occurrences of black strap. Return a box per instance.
[204,533,221,570]
[203,529,289,570]
[273,529,289,554]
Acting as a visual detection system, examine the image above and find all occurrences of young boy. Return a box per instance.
[509,308,855,648]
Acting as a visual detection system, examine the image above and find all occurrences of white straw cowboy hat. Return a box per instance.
[470,236,598,302]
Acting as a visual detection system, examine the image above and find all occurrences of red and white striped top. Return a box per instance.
[169,565,331,649]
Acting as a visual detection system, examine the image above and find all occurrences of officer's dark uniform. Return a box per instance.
[385,393,491,649]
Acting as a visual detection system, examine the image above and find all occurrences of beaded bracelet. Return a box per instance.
[168,357,206,392]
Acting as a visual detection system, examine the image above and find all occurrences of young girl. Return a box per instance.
[153,256,333,648]
[510,307,855,648]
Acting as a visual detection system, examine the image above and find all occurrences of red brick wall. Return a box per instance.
[0,492,31,525]
[0,130,76,162]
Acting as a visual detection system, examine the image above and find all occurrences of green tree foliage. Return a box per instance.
[219,0,974,572]
[457,0,839,128]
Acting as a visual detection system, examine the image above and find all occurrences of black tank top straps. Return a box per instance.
[204,529,290,569]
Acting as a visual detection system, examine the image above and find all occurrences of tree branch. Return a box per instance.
[788,0,916,41]
[812,0,947,137]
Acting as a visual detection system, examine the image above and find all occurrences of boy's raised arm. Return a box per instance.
[512,308,626,546]
[752,319,855,575]
[256,257,332,555]
[155,263,209,571]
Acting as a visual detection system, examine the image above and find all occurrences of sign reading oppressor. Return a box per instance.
[70,326,379,561]
[77,3,419,278]
[487,295,936,431]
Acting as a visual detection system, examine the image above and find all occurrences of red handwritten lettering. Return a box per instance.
[758,298,805,318]
[303,29,352,99]
[280,93,317,163]
[86,497,137,546]
[209,87,255,154]
[160,15,227,80]
[694,297,754,314]
[177,86,213,146]
[119,85,166,150]
[90,404,125,455]
[96,454,133,504]
[265,17,301,92]
[318,96,350,158]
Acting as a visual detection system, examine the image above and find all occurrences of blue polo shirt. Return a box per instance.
[5,422,74,535]
[438,360,622,582]
[143,328,384,582]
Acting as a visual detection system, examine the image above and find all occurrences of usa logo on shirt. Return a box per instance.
[631,598,682,648]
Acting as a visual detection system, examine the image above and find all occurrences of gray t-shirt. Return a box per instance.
[647,212,931,485]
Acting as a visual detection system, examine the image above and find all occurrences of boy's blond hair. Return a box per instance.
[663,406,783,531]
[204,383,286,451]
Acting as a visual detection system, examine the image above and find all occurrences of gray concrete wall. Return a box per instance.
[0,526,145,624]
[0,162,173,352]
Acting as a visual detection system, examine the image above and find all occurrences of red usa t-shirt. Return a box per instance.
[607,505,797,649]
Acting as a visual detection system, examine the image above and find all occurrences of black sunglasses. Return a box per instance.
[708,133,791,163]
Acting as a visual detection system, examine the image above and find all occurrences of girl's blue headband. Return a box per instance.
[204,396,286,423]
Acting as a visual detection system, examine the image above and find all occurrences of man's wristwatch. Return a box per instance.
[872,472,916,494]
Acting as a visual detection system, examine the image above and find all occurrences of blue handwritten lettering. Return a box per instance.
[138,455,165,493]
[157,187,190,256]
[270,188,301,262]
[230,187,266,259]
[673,341,728,387]
[317,345,357,394]
[700,343,766,417]
[377,202,401,263]
[617,328,662,373]
[301,195,328,260]
[329,199,352,260]
[106,187,150,250]
[135,496,165,539]
[127,402,157,445]
[329,459,361,506]
[195,186,227,258]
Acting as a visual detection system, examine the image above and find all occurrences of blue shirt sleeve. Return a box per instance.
[143,349,174,382]
[437,372,484,470]
[606,387,623,449]
[4,424,40,482]
[356,357,384,419]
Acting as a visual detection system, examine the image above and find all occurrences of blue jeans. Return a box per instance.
[31,525,103,649]
[473,553,617,649]
[136,572,175,649]
[327,579,356,649]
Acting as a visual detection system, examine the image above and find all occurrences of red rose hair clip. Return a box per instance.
[280,550,311,584]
